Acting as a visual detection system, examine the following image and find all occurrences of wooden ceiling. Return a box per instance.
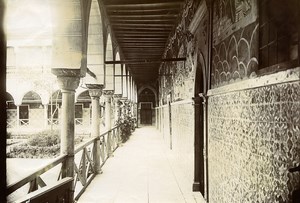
[102,0,185,83]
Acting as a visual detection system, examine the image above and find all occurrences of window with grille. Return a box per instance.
[259,0,299,71]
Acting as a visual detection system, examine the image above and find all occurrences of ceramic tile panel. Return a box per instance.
[208,81,300,203]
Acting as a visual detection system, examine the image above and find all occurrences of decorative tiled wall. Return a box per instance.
[208,81,300,203]
[211,0,258,88]
[171,102,195,186]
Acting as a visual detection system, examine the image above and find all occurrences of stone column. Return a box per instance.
[103,90,114,156]
[57,76,80,178]
[16,105,20,128]
[43,104,48,128]
[87,84,104,174]
[88,84,103,137]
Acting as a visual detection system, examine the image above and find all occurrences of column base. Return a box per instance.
[192,182,201,192]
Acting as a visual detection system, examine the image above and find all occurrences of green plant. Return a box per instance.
[28,130,60,147]
[116,101,136,143]
[7,130,84,158]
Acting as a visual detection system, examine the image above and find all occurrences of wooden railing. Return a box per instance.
[19,119,29,126]
[7,125,122,202]
[75,118,83,126]
[7,119,17,128]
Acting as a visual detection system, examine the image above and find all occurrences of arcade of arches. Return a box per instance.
[4,0,300,202]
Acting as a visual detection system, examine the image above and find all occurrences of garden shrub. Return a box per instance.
[7,129,84,158]
[116,101,136,143]
[28,130,60,147]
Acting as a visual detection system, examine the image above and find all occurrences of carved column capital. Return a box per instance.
[87,84,104,98]
[113,94,122,100]
[57,76,80,92]
[103,90,115,98]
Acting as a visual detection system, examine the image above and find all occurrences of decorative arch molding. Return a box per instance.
[22,91,43,103]
[75,87,91,102]
[138,85,158,106]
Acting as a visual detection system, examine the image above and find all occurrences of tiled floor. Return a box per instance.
[78,126,206,203]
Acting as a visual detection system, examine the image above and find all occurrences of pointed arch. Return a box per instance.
[114,52,122,95]
[87,0,105,84]
[104,33,114,90]
[138,85,157,106]
[122,65,128,98]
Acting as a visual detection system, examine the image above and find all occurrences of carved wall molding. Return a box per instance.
[188,0,208,34]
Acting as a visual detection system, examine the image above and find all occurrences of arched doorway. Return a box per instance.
[193,52,206,195]
[138,88,156,125]
[21,91,43,127]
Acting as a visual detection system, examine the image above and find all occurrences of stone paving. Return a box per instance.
[78,126,206,203]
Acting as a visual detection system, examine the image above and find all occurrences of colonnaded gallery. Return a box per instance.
[2,0,300,202]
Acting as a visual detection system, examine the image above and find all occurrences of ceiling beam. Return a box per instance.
[115,34,168,38]
[105,2,183,9]
[107,8,180,15]
[104,0,183,5]
[112,26,172,31]
[110,19,176,23]
[109,14,178,19]
[105,57,186,65]
[114,30,170,34]
[118,39,167,42]
[121,45,165,49]
[110,22,175,26]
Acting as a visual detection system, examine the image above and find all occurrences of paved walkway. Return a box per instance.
[78,126,205,203]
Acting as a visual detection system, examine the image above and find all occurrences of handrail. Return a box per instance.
[74,127,117,154]
[73,125,121,200]
[7,125,121,202]
[7,154,67,195]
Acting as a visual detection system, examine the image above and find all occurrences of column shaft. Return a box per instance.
[60,89,75,177]
[44,105,48,128]
[87,85,103,174]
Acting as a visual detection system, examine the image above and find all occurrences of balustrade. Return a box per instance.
[7,125,121,202]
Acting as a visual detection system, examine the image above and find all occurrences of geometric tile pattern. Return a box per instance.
[208,81,300,203]
[171,103,195,186]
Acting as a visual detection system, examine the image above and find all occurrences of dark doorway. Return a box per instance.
[193,52,206,196]
[138,87,156,125]
[140,102,152,124]
[19,105,29,125]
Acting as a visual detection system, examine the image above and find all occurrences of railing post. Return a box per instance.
[103,90,114,156]
[57,75,80,201]
[87,84,104,174]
